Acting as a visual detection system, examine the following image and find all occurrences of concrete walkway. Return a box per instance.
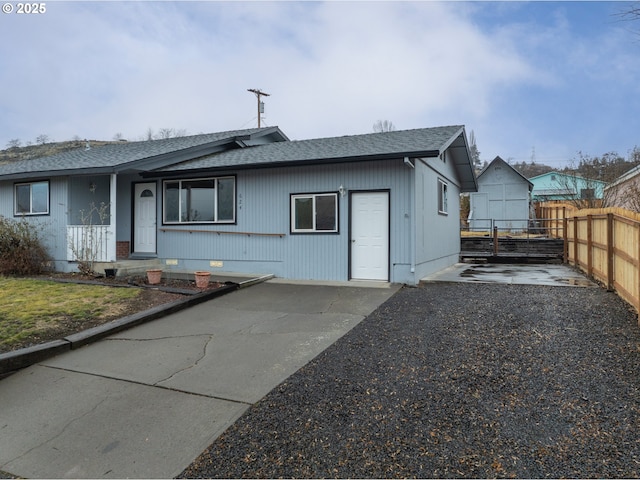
[0,280,400,479]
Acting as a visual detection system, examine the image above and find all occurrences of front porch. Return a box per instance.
[92,258,163,277]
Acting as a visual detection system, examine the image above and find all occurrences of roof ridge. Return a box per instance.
[104,127,269,146]
[284,125,464,144]
[0,127,278,168]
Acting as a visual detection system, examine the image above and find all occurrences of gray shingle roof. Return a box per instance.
[0,127,281,178]
[155,125,463,172]
[0,124,477,191]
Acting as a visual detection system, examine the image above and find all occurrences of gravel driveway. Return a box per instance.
[180,282,640,478]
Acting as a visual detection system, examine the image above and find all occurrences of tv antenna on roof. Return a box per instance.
[247,88,270,128]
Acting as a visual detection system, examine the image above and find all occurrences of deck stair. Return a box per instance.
[460,237,565,263]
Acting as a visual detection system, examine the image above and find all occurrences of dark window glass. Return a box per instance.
[164,182,180,222]
[15,184,31,214]
[295,197,313,230]
[315,195,336,230]
[217,177,235,221]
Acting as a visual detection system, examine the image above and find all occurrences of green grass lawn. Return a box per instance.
[0,277,140,351]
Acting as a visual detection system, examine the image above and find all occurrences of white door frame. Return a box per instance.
[133,182,157,254]
[349,190,390,281]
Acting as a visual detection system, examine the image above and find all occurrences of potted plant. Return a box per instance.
[146,269,162,285]
[194,271,211,288]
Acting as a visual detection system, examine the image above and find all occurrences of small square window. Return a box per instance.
[581,188,595,200]
[14,181,49,215]
[291,193,338,233]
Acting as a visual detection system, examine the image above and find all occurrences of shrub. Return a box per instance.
[0,216,51,275]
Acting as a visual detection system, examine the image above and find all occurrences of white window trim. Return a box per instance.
[162,176,235,224]
[290,192,339,233]
[438,178,448,215]
[14,180,49,215]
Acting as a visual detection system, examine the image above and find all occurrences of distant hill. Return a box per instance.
[0,140,124,165]
[511,161,555,178]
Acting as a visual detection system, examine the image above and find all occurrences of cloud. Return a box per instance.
[1,1,637,166]
[0,1,540,144]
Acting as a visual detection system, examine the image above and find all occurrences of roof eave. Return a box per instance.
[443,127,477,193]
[141,149,442,178]
[0,167,119,181]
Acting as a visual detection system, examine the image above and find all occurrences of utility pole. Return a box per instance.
[247,88,270,128]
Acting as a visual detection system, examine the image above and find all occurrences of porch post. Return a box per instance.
[107,174,117,261]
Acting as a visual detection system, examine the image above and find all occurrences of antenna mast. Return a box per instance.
[247,88,270,128]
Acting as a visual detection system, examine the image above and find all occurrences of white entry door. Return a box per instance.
[351,191,389,281]
[134,183,157,254]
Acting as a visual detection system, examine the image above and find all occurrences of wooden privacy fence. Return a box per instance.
[538,202,640,316]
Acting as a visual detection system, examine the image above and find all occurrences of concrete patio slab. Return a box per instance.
[422,263,596,286]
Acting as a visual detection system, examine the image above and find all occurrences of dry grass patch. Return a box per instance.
[0,277,140,352]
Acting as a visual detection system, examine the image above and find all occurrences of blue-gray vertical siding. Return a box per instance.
[155,159,417,282]
[0,151,466,282]
[413,155,462,280]
[68,175,111,225]
[0,177,70,271]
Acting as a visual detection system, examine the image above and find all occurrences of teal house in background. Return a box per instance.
[529,172,606,203]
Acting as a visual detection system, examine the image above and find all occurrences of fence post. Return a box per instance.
[493,225,499,256]
[573,214,578,268]
[637,223,640,317]
[563,209,568,264]
[607,213,614,291]
[587,214,593,277]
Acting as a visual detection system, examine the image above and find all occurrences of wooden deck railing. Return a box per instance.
[538,202,640,317]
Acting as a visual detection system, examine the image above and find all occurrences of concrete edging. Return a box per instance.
[0,280,259,377]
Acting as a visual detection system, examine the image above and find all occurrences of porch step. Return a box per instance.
[94,259,163,277]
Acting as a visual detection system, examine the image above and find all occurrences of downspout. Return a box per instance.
[404,157,416,279]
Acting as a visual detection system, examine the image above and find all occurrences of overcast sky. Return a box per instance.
[1,1,638,167]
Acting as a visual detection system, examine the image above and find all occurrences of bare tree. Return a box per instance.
[35,134,49,145]
[157,128,175,139]
[469,130,481,170]
[373,120,396,133]
[6,139,21,149]
[610,2,640,40]
[552,150,639,209]
[145,127,188,140]
[552,173,606,209]
[617,3,640,26]
[602,147,640,211]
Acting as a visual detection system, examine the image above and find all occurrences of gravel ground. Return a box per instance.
[180,283,640,479]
